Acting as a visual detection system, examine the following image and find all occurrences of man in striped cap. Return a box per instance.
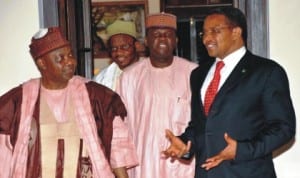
[0,26,138,178]
[116,12,197,178]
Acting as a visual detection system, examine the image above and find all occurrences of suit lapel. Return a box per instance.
[194,51,255,117]
[195,60,215,92]
[216,51,254,100]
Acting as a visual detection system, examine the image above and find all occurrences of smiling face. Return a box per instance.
[202,14,243,59]
[108,34,138,69]
[145,27,177,68]
[36,45,77,89]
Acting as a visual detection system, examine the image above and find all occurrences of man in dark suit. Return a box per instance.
[163,6,296,178]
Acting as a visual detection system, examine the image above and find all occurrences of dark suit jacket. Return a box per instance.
[180,51,296,178]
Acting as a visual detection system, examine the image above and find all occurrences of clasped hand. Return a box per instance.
[163,130,237,170]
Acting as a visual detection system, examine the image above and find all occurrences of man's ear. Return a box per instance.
[232,27,242,40]
[36,58,46,70]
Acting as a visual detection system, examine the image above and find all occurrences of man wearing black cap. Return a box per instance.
[0,27,137,178]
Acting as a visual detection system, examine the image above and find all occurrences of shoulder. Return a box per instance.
[0,85,23,100]
[86,81,117,98]
[124,58,148,72]
[244,51,286,72]
[190,59,213,80]
[174,56,198,69]
[85,81,127,117]
[173,57,199,75]
[0,85,23,110]
[121,58,149,78]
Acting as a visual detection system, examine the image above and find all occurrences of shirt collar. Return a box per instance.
[216,46,246,67]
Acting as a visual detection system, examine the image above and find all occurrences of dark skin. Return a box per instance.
[35,45,129,178]
[145,27,177,68]
[36,46,77,89]
[202,14,244,60]
[164,13,245,171]
[109,34,139,69]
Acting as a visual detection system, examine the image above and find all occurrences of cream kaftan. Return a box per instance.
[93,62,122,91]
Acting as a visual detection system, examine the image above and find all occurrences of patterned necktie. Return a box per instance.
[204,61,225,116]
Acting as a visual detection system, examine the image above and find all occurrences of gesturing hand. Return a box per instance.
[162,129,191,158]
[201,133,237,170]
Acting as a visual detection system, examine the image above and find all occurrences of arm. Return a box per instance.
[110,117,138,177]
[0,134,13,178]
[202,63,296,170]
[235,64,296,161]
[0,87,22,178]
[0,86,22,135]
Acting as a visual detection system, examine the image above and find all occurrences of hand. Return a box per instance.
[201,133,237,170]
[163,129,191,158]
[112,167,128,178]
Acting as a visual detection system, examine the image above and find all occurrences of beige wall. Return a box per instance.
[0,1,298,177]
[269,1,300,178]
[0,0,40,94]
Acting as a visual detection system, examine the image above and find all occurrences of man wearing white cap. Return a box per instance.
[93,20,140,90]
[116,13,197,178]
[0,27,138,178]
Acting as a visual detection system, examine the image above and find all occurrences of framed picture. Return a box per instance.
[91,1,148,58]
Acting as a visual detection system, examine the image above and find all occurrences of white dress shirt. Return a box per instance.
[201,46,247,102]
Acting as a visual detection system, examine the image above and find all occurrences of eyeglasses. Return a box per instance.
[199,25,232,38]
[110,44,133,52]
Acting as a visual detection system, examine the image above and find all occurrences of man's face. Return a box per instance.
[202,14,236,59]
[146,27,177,67]
[109,34,137,69]
[38,46,77,87]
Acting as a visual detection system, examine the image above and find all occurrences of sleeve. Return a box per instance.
[178,68,202,158]
[110,116,138,169]
[0,134,12,178]
[0,87,21,178]
[235,64,296,161]
[0,86,22,134]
